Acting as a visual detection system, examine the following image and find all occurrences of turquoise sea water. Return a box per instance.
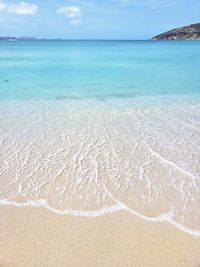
[0,40,200,100]
[1,40,200,235]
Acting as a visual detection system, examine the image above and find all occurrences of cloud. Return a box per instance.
[7,1,38,15]
[57,6,81,18]
[70,18,82,26]
[0,1,38,15]
[57,6,82,26]
[0,1,6,11]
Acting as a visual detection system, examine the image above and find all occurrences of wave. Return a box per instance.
[0,97,200,237]
[1,196,200,237]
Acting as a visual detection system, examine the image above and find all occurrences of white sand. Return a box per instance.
[1,96,200,266]
[1,206,200,267]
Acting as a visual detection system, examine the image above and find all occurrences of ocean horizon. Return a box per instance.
[1,0,200,263]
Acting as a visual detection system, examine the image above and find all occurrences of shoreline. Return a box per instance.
[1,40,200,267]
[1,205,200,267]
[1,94,200,239]
[1,197,200,237]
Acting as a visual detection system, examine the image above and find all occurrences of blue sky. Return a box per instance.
[0,0,200,39]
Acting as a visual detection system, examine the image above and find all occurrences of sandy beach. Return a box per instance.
[0,206,200,267]
[1,97,200,267]
[1,15,200,267]
[0,98,200,266]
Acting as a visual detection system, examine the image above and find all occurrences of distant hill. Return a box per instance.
[0,36,36,41]
[153,23,200,40]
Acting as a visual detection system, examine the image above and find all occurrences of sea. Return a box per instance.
[0,40,200,236]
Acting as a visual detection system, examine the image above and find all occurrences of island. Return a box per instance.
[0,36,36,41]
[152,23,200,40]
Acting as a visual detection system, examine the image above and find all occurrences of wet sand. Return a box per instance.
[1,97,200,266]
[1,206,200,267]
[1,98,200,234]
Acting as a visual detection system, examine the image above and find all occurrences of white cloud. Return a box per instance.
[57,6,81,18]
[57,6,82,26]
[0,1,6,11]
[0,1,38,15]
[70,18,82,26]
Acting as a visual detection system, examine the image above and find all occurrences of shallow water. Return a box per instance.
[0,40,200,100]
[0,41,200,236]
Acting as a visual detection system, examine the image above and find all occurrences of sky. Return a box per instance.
[0,0,200,39]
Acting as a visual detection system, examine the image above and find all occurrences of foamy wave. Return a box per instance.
[1,197,200,237]
[0,97,200,237]
[0,199,123,217]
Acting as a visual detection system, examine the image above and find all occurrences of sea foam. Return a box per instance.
[0,96,200,236]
